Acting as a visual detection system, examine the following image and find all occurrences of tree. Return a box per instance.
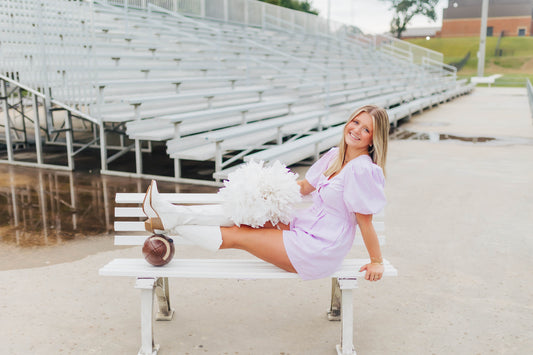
[380,0,439,39]
[258,0,319,15]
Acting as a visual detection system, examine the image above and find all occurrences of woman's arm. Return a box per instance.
[356,213,384,282]
[297,179,315,196]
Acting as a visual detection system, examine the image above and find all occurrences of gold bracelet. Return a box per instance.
[370,257,383,265]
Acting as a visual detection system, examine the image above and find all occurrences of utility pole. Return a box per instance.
[477,0,489,77]
[327,0,331,34]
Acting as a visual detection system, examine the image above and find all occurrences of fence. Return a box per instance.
[100,0,442,69]
[103,0,331,35]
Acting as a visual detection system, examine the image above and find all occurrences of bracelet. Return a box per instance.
[370,257,383,265]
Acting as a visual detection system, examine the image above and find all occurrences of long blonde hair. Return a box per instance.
[324,105,389,177]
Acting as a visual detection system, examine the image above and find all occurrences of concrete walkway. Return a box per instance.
[0,87,532,354]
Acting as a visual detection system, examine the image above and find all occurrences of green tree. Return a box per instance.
[258,0,319,15]
[380,0,439,39]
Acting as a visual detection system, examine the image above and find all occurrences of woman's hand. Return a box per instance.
[359,262,384,282]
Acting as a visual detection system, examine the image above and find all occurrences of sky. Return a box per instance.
[310,0,448,34]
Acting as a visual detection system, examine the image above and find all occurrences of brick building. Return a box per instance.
[439,0,533,37]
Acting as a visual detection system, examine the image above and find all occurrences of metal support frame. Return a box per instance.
[154,277,174,321]
[1,80,14,162]
[0,74,100,171]
[527,79,533,122]
[328,277,342,321]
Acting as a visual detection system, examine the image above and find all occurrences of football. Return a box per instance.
[142,234,175,266]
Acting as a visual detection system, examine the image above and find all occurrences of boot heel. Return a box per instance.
[144,218,164,233]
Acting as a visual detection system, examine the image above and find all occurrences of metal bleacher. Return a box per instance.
[0,0,474,184]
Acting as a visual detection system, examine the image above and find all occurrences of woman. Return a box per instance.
[143,104,389,282]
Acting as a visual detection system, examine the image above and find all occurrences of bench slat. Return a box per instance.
[99,258,397,279]
[114,219,384,233]
[115,193,223,204]
[114,235,194,246]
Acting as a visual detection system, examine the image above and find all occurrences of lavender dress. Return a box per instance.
[283,148,386,280]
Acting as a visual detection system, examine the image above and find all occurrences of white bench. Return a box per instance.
[470,74,502,87]
[100,192,397,355]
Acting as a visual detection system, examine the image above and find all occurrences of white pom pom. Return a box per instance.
[217,160,302,228]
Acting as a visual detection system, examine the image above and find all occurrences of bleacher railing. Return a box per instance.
[101,0,445,70]
[103,0,331,35]
[372,34,443,65]
[527,78,533,122]
[0,73,100,170]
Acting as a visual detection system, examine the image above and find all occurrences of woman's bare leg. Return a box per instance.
[220,225,296,273]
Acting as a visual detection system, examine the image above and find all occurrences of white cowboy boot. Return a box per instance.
[171,225,223,252]
[144,180,233,232]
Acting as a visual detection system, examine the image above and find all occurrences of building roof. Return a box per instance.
[401,27,440,37]
[443,0,533,19]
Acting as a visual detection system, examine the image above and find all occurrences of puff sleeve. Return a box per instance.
[343,158,386,215]
[305,148,338,187]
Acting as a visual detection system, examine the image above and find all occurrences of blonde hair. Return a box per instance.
[324,105,389,177]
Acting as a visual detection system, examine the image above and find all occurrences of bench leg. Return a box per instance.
[154,277,175,321]
[336,278,357,355]
[135,278,160,355]
[328,277,341,321]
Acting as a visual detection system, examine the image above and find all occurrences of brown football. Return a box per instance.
[142,234,175,266]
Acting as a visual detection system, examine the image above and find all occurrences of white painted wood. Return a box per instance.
[99,258,397,279]
[135,278,159,355]
[115,193,222,204]
[340,286,356,355]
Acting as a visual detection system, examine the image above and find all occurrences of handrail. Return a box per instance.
[49,99,100,125]
[527,78,533,121]
[0,74,46,99]
[0,74,99,125]
[422,57,457,77]
[373,33,443,65]
[380,44,413,62]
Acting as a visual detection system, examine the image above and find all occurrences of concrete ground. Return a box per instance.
[0,87,532,354]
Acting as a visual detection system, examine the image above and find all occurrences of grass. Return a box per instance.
[406,36,533,87]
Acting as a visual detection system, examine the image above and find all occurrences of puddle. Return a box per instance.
[391,129,533,146]
[0,164,218,268]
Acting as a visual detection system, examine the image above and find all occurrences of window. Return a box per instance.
[486,26,493,37]
[518,28,526,36]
